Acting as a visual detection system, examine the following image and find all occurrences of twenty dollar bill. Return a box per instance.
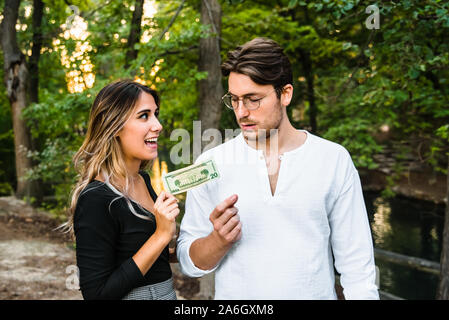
[162,160,220,195]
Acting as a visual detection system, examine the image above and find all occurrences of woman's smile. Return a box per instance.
[144,137,158,149]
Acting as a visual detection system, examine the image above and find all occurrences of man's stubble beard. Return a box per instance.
[242,101,284,143]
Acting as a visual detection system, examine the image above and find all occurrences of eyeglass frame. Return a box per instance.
[221,87,280,111]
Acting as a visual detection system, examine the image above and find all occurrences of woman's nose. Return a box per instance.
[151,116,163,133]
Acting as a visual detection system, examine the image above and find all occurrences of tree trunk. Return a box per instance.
[29,0,43,104]
[1,0,40,201]
[28,0,44,205]
[198,0,223,147]
[125,0,144,70]
[437,154,449,299]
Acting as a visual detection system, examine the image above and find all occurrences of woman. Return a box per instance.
[66,80,179,300]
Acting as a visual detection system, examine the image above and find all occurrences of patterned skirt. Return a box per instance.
[122,277,177,300]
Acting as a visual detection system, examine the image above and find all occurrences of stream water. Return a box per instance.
[364,191,445,300]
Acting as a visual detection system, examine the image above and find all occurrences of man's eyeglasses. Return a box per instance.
[222,88,277,111]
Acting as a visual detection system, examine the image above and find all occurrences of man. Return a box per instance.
[177,37,379,300]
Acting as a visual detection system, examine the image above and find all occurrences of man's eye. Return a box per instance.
[249,98,261,102]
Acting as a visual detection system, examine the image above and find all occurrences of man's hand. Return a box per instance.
[209,194,242,247]
[189,194,242,271]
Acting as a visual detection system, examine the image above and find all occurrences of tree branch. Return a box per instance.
[161,44,198,56]
[159,0,186,40]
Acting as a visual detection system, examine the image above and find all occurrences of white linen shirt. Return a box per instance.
[177,130,379,300]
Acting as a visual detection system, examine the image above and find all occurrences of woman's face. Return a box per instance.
[117,91,162,164]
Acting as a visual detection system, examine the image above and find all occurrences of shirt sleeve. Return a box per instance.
[328,153,380,300]
[74,191,146,300]
[177,182,219,277]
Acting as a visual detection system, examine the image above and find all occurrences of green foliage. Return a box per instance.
[322,119,383,169]
[22,86,98,211]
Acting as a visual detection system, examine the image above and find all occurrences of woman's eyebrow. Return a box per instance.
[137,108,152,114]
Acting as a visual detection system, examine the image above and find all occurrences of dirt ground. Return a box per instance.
[0,196,202,300]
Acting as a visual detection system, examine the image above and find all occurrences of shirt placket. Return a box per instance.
[256,150,274,203]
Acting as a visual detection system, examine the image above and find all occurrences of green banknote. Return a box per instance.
[162,160,220,194]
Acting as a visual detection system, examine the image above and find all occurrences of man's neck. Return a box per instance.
[245,122,305,157]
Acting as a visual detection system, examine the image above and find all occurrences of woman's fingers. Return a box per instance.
[159,197,179,213]
[154,191,167,209]
[165,202,178,213]
[164,196,178,207]
[168,208,180,220]
[155,193,179,218]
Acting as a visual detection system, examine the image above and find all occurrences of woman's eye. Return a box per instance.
[139,113,149,119]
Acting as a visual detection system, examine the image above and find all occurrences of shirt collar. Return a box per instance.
[237,129,312,157]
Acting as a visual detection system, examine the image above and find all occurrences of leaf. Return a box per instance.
[408,67,420,79]
[344,3,354,11]
[288,0,298,8]
[342,42,352,50]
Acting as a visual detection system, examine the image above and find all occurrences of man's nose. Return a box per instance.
[235,100,250,118]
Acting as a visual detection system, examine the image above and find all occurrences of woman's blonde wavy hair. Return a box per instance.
[62,79,160,235]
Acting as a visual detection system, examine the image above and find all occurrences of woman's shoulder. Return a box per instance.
[79,180,116,201]
[74,180,121,226]
[75,180,119,215]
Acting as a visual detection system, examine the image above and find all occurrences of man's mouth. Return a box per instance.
[240,123,257,130]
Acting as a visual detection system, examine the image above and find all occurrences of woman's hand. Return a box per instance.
[132,191,180,275]
[153,191,180,243]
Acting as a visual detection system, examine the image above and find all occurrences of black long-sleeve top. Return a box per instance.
[74,171,171,300]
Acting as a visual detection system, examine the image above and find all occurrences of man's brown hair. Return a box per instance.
[221,37,293,98]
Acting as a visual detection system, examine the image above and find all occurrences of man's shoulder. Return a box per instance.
[306,132,355,171]
[308,132,350,157]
